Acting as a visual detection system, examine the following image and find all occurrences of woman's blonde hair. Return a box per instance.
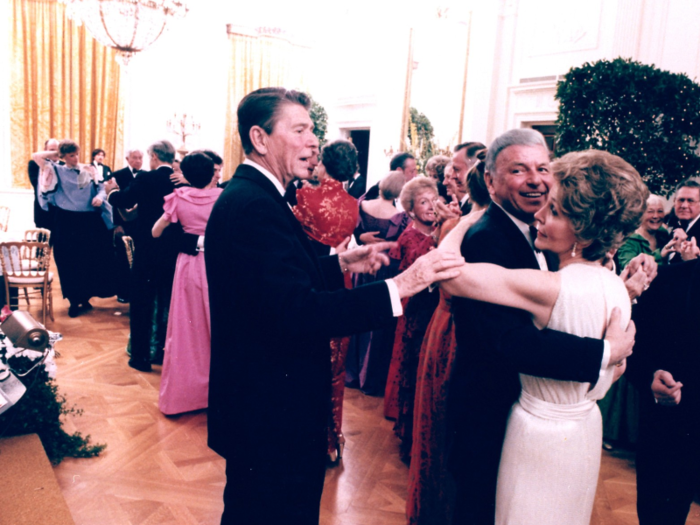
[400,177,438,213]
[553,150,649,261]
[379,171,407,201]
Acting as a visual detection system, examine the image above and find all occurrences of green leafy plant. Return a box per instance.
[555,58,700,196]
[309,98,328,149]
[0,356,105,465]
[407,107,452,172]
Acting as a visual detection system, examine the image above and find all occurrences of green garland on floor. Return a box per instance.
[0,356,106,465]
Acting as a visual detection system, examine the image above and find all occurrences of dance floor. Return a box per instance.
[28,290,699,524]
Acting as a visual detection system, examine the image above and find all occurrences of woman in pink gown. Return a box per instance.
[152,152,222,415]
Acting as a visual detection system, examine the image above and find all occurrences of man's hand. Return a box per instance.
[434,199,460,223]
[663,228,688,257]
[91,196,103,207]
[679,237,700,261]
[170,171,189,186]
[104,177,119,195]
[358,231,382,244]
[651,370,682,405]
[393,249,465,298]
[339,241,396,275]
[604,307,635,365]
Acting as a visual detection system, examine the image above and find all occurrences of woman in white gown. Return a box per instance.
[440,149,649,525]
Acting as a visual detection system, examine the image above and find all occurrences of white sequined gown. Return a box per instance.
[495,263,631,525]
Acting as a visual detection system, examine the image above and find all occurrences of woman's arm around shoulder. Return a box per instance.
[438,254,561,328]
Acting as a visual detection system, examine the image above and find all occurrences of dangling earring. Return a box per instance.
[571,242,578,258]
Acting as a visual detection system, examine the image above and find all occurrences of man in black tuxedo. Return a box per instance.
[106,140,190,372]
[627,259,700,524]
[448,128,639,524]
[359,151,417,204]
[27,138,59,230]
[435,142,486,222]
[111,149,144,192]
[666,179,700,263]
[110,149,144,302]
[205,87,463,525]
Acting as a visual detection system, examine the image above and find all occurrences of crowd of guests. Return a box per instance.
[26,84,700,525]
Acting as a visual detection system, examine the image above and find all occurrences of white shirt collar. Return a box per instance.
[460,193,470,206]
[687,214,700,232]
[243,158,286,197]
[493,202,536,249]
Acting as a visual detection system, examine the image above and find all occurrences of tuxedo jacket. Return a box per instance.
[628,259,700,430]
[107,165,178,265]
[459,197,471,216]
[450,203,605,441]
[110,166,141,228]
[205,164,395,462]
[111,166,139,192]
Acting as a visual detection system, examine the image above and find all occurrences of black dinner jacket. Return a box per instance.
[111,166,139,192]
[627,259,700,429]
[205,163,395,461]
[107,165,177,261]
[449,202,605,439]
[110,166,141,228]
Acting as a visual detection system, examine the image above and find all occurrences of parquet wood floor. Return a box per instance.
[38,288,699,524]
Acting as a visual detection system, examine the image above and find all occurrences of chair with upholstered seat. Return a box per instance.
[0,241,54,325]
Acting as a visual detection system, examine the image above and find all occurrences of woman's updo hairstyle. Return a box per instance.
[321,140,359,183]
[553,150,649,261]
[181,151,215,189]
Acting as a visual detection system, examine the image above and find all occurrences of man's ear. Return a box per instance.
[484,171,496,196]
[249,126,268,156]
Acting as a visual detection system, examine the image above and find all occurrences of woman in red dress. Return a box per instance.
[406,150,490,524]
[292,139,359,463]
[384,177,441,462]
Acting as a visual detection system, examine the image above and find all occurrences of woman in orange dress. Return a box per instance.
[406,151,490,524]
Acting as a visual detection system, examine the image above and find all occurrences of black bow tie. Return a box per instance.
[529,226,541,253]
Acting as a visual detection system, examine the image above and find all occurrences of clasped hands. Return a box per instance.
[336,238,465,297]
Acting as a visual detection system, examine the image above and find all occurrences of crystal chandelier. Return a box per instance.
[61,0,189,66]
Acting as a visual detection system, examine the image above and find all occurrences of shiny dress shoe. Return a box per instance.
[128,358,152,372]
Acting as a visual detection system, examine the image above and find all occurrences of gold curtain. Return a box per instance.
[223,29,309,179]
[10,0,124,189]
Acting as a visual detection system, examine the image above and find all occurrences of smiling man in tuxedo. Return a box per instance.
[205,87,464,525]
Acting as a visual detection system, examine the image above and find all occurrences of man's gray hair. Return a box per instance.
[147,140,176,164]
[485,128,548,173]
[125,149,142,158]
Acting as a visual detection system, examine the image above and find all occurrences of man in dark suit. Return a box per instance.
[205,87,463,525]
[90,148,112,182]
[435,141,487,222]
[111,149,144,192]
[627,259,700,524]
[359,151,417,203]
[105,140,190,372]
[27,138,59,230]
[448,128,638,524]
[666,179,700,263]
[110,149,144,302]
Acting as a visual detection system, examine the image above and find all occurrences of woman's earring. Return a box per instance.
[571,242,578,258]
